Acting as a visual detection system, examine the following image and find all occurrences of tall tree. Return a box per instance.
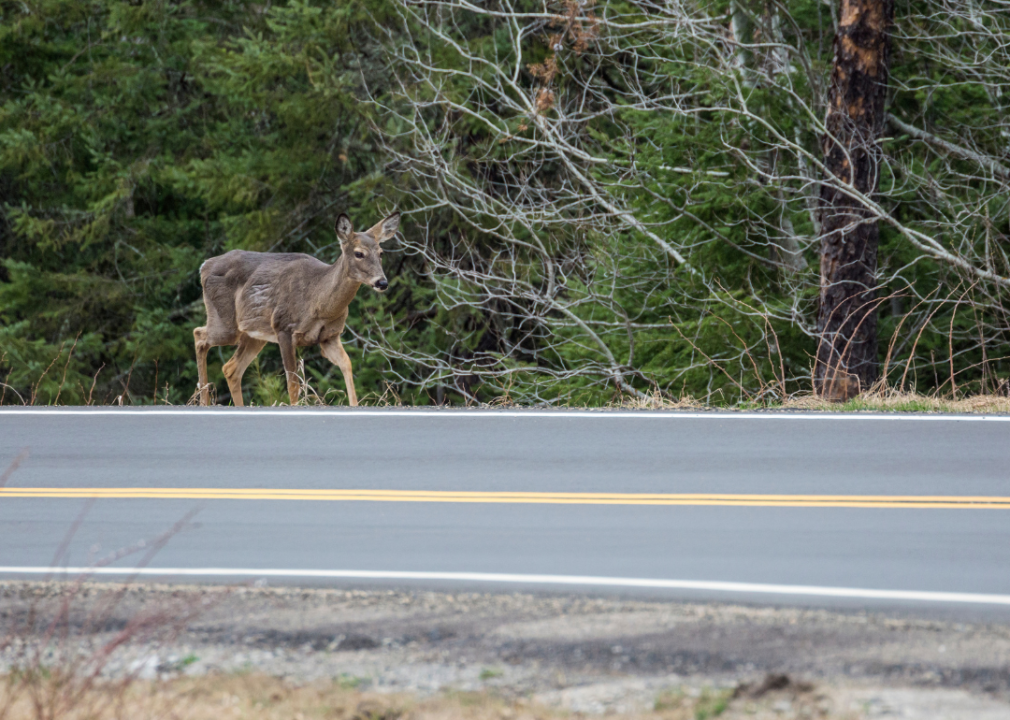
[815,0,895,400]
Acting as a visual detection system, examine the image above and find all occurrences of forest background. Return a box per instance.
[1,0,1008,407]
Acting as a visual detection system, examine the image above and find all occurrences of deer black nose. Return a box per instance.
[375,279,388,291]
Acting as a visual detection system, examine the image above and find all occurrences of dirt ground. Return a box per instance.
[2,581,1009,719]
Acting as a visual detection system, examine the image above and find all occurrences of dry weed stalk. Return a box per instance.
[0,458,216,720]
[0,578,213,720]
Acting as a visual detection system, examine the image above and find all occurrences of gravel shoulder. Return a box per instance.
[2,582,1010,719]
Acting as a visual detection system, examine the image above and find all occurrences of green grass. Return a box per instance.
[654,688,732,720]
[693,688,731,720]
[335,674,368,690]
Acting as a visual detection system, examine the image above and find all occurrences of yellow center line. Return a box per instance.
[1,488,1009,508]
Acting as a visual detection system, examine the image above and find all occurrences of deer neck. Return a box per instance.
[319,255,361,318]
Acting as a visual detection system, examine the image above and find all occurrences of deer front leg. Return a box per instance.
[320,337,358,407]
[276,331,301,405]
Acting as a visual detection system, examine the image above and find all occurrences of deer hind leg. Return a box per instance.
[222,334,267,407]
[194,326,212,406]
[276,332,301,405]
[320,337,358,407]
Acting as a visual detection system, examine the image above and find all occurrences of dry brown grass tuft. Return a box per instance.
[616,391,705,411]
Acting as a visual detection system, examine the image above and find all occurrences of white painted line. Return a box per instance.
[0,409,1007,421]
[2,567,1009,606]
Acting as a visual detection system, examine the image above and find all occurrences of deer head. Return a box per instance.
[335,212,400,292]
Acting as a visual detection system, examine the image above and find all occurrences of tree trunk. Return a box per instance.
[815,0,894,400]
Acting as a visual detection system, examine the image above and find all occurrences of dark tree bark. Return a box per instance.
[815,0,894,400]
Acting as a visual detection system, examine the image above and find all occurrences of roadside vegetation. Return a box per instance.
[623,389,1010,414]
[5,577,1008,720]
[0,571,840,720]
[0,672,852,720]
[2,1,1008,408]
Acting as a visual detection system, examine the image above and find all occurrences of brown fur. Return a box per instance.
[194,212,399,406]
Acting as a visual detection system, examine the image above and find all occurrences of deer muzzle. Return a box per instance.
[373,278,388,292]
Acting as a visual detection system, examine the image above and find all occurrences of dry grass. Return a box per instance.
[11,338,1010,412]
[0,673,853,720]
[616,392,706,411]
[617,388,1010,414]
[0,581,210,720]
[780,389,1010,414]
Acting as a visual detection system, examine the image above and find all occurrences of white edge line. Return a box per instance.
[0,409,1007,421]
[1,567,1009,606]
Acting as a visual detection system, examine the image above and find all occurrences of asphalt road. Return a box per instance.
[2,408,1009,616]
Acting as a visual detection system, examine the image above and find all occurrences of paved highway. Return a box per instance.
[1,408,1009,616]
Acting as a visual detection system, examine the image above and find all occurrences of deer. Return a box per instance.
[194,212,399,407]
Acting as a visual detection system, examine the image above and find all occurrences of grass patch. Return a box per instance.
[479,667,504,681]
[337,673,369,690]
[781,389,1010,414]
[655,687,732,719]
[0,671,852,720]
[693,688,732,720]
[622,388,1010,414]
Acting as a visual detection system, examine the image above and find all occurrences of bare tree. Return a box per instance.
[358,0,1010,405]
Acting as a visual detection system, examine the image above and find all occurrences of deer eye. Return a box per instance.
[354,251,365,259]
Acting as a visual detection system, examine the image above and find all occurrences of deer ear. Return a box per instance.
[335,214,353,244]
[370,212,400,243]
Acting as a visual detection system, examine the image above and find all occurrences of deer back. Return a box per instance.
[200,250,336,344]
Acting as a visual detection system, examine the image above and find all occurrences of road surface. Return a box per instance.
[1,408,1009,616]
